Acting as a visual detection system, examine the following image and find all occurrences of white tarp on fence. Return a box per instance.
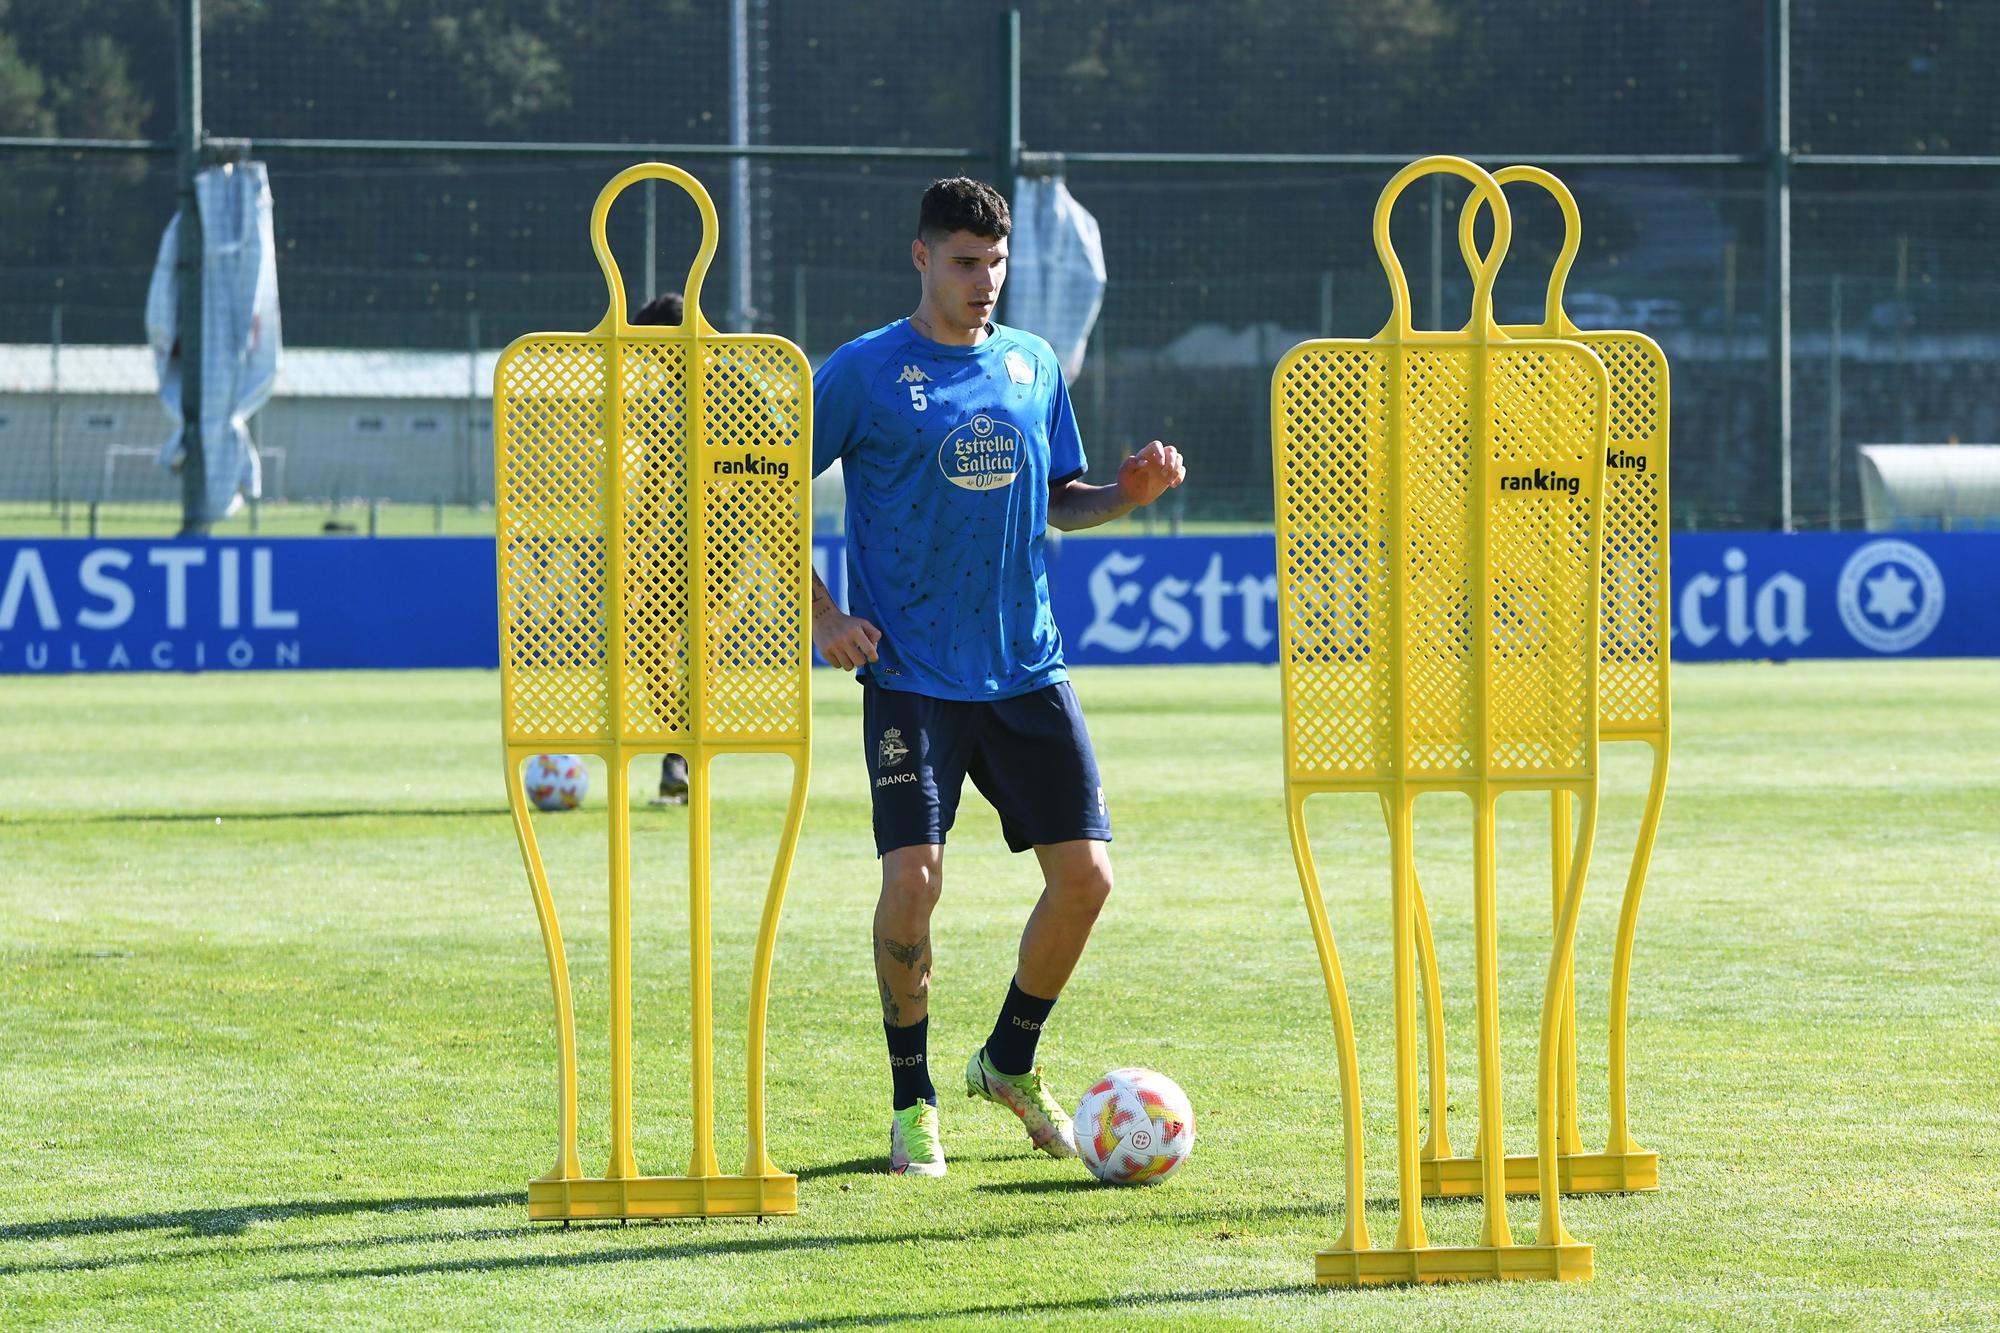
[146,161,282,520]
[1006,175,1106,382]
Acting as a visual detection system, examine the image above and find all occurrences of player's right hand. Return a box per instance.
[813,609,883,671]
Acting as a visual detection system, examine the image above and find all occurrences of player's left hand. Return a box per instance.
[1117,440,1185,509]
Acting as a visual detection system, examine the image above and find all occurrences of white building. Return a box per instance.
[0,344,498,507]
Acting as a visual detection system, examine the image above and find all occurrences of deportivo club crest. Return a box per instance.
[878,727,910,767]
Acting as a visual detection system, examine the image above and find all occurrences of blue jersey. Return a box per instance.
[812,319,1086,701]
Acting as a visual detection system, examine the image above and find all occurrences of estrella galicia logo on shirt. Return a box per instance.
[938,413,1024,492]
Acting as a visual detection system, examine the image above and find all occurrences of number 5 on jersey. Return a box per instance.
[908,384,928,412]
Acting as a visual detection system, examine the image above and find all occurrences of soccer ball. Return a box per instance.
[524,754,589,811]
[1074,1067,1195,1186]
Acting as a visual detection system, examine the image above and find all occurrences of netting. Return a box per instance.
[1019,0,1764,157]
[2,1,1996,534]
[1793,0,2000,157]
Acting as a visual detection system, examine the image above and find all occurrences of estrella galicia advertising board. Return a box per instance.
[1,532,1993,674]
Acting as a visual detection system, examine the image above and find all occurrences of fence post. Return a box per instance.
[729,0,754,330]
[465,308,481,507]
[643,179,657,306]
[48,303,63,515]
[176,0,209,536]
[1765,0,1794,532]
[997,6,1021,185]
[1429,175,1444,331]
[793,263,807,351]
[1828,274,1843,531]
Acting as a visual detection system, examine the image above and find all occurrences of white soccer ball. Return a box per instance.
[1074,1067,1195,1186]
[524,754,589,811]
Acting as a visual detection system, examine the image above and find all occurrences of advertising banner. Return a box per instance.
[2,531,1993,675]
[0,538,494,674]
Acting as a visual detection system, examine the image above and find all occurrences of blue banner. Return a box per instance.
[1665,531,1999,661]
[3,531,1993,674]
[0,538,498,674]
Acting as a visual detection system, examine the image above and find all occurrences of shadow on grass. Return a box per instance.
[0,1190,524,1242]
[969,1182,1399,1218]
[701,1284,1313,1331]
[971,1178,1096,1196]
[791,1157,880,1182]
[790,1150,1024,1183]
[1,798,768,827]
[296,1213,1111,1282]
[0,807,505,828]
[0,1224,540,1279]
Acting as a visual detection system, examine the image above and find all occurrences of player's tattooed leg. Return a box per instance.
[876,933,932,1024]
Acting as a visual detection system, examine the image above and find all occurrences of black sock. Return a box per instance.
[886,1016,935,1110]
[984,977,1057,1076]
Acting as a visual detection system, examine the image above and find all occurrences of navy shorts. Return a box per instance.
[862,680,1112,857]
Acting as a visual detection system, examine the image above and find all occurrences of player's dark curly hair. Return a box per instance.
[918,177,1011,243]
[632,291,684,326]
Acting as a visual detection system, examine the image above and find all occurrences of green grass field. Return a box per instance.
[3,661,1996,1329]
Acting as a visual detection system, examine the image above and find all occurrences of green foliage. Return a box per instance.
[0,0,163,139]
[0,18,56,137]
[1,661,1996,1328]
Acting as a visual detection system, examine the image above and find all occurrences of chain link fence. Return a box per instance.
[4,1,1997,534]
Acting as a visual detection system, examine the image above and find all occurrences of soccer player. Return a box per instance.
[630,290,693,807]
[809,177,1186,1176]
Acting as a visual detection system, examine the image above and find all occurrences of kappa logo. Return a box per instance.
[896,364,932,385]
[1499,467,1581,496]
[878,726,910,767]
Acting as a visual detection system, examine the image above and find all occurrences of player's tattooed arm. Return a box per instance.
[1047,440,1187,531]
[811,570,883,670]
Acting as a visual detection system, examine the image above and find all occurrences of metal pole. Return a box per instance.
[175,0,208,535]
[1829,274,1843,530]
[1429,175,1444,330]
[1895,233,1912,440]
[792,263,807,350]
[48,304,62,513]
[998,7,1022,187]
[643,179,657,304]
[1766,0,1793,532]
[729,0,752,329]
[465,308,481,506]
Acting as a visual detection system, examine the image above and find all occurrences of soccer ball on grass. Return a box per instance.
[1074,1067,1195,1185]
[524,754,589,811]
